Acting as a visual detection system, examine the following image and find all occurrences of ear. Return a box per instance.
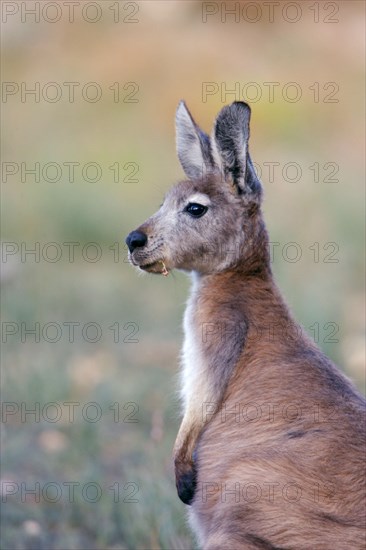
[175,100,215,180]
[212,101,262,196]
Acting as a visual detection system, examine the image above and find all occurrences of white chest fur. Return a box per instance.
[180,274,211,413]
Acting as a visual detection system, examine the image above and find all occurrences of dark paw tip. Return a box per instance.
[176,468,197,505]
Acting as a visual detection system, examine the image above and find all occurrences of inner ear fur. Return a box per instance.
[175,100,215,180]
[212,101,262,196]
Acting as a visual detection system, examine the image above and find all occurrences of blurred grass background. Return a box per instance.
[1,1,365,549]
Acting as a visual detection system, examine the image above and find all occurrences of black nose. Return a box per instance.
[125,230,147,253]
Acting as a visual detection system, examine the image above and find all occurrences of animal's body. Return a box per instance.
[126,101,366,549]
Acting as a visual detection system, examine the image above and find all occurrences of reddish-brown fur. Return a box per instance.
[126,101,366,549]
[190,267,365,549]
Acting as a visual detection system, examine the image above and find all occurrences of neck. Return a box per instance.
[190,263,302,355]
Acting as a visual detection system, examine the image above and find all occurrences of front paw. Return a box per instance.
[175,458,197,505]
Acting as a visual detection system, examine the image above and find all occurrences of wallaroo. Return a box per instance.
[126,101,365,549]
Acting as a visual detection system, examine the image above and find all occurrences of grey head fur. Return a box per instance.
[126,101,267,276]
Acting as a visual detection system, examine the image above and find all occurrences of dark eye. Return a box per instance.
[184,203,208,218]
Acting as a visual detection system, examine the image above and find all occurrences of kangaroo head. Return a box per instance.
[126,101,268,276]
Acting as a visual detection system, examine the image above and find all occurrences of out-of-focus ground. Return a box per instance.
[1,1,365,548]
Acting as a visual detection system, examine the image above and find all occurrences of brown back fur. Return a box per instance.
[126,101,366,549]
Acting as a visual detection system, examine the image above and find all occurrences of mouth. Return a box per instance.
[133,258,170,276]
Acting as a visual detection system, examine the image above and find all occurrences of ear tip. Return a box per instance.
[232,101,252,117]
[227,101,252,128]
[232,100,251,109]
[215,101,252,126]
[176,100,192,125]
[177,99,187,113]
